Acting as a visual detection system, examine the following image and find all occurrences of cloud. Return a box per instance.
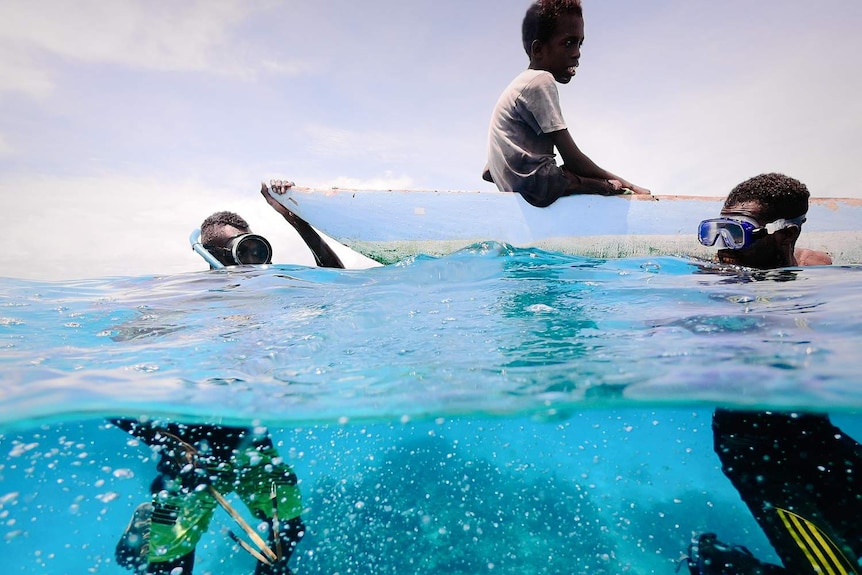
[0,0,309,95]
[0,0,237,70]
[304,124,415,164]
[0,173,315,280]
[0,132,12,156]
[0,45,54,98]
[259,59,313,77]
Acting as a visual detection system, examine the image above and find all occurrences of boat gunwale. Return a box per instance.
[281,186,862,206]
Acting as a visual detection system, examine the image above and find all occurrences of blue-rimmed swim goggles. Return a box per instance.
[189,229,273,269]
[697,214,806,250]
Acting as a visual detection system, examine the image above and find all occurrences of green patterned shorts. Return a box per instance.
[147,443,302,564]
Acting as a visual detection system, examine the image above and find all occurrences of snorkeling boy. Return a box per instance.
[685,174,860,575]
[113,212,305,575]
[698,173,832,269]
[483,0,650,207]
[194,210,273,268]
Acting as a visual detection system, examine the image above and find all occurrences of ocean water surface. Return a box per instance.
[2,244,861,574]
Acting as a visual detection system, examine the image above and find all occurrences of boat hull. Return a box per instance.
[268,187,862,264]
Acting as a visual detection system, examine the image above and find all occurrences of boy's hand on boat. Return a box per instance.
[625,184,652,196]
[612,179,651,196]
[609,180,651,196]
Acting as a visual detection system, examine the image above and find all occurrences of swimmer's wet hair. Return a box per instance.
[724,173,810,222]
[200,211,251,245]
[522,0,584,57]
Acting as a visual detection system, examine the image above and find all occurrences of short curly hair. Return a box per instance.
[723,173,810,222]
[200,211,250,246]
[522,0,584,57]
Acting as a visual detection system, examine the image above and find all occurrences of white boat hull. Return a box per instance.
[267,187,862,264]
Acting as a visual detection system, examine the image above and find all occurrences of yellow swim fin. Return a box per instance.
[776,507,860,575]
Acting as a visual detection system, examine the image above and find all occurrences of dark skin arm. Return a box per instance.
[260,183,345,269]
[549,129,651,195]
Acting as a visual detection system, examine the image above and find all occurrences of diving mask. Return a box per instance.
[698,214,806,250]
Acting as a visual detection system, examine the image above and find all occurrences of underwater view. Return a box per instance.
[2,245,862,574]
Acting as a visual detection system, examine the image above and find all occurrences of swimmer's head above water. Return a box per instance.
[191,211,272,268]
[697,173,831,269]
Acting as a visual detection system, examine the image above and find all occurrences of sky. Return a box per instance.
[1,0,861,280]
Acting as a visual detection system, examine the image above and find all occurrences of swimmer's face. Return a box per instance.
[207,224,251,266]
[717,201,801,269]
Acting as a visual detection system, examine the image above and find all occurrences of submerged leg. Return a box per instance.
[713,410,862,573]
[147,551,194,575]
[253,516,306,575]
[234,439,306,573]
[145,467,217,574]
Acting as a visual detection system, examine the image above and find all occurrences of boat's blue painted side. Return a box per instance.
[268,187,862,264]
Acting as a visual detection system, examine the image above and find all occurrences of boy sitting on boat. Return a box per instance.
[483,0,650,207]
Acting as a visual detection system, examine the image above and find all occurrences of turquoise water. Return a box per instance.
[2,244,862,573]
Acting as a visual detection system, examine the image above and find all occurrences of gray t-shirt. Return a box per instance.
[486,69,568,197]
